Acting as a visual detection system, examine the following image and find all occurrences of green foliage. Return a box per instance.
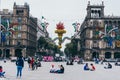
[37,36,60,55]
[64,40,78,57]
[116,35,120,40]
[37,36,47,48]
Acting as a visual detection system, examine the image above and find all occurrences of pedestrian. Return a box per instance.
[90,63,95,71]
[104,62,112,69]
[27,57,31,68]
[50,64,56,73]
[84,63,89,70]
[56,65,64,73]
[0,66,5,78]
[16,56,24,78]
[30,57,35,70]
[95,58,99,64]
[34,58,39,70]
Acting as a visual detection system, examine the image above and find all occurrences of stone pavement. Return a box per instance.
[0,60,120,80]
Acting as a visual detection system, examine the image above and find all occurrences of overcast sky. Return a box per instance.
[1,0,120,51]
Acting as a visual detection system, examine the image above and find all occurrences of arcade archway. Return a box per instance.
[15,49,22,57]
[6,49,10,58]
[114,52,120,58]
[0,50,2,57]
[92,52,99,58]
[105,52,111,59]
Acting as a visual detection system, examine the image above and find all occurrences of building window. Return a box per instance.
[18,33,21,38]
[16,10,24,15]
[18,25,21,30]
[118,21,120,26]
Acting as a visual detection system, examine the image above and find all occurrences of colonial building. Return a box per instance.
[0,3,37,57]
[79,1,120,60]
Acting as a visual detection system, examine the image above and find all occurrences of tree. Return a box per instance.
[64,40,77,57]
[37,36,60,56]
[37,36,47,49]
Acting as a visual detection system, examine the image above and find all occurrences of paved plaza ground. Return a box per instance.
[0,60,120,80]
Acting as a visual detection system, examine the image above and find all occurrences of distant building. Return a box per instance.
[0,3,38,57]
[79,1,120,60]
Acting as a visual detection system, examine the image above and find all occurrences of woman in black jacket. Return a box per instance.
[16,56,24,78]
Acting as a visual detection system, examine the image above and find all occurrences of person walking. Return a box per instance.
[16,56,24,78]
[27,57,31,69]
[30,57,35,70]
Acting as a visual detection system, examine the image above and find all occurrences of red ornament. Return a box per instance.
[56,22,64,30]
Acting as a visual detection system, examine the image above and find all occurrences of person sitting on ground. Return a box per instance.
[66,60,73,65]
[114,61,120,66]
[0,66,5,78]
[70,60,73,65]
[50,64,56,73]
[66,61,69,65]
[90,63,95,71]
[78,58,84,64]
[84,63,89,70]
[95,58,99,64]
[56,65,64,73]
[104,62,112,69]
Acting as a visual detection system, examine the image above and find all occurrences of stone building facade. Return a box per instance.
[79,1,120,60]
[0,3,37,58]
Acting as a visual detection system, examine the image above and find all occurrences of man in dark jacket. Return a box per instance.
[16,56,24,78]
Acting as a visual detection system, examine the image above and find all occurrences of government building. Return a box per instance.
[0,3,38,58]
[78,1,120,60]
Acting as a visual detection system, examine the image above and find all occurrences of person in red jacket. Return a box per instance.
[0,66,5,77]
[90,63,95,71]
[30,57,35,70]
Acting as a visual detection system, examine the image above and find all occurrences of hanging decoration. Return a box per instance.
[72,22,80,32]
[0,18,20,42]
[1,19,13,42]
[116,41,120,47]
[55,22,66,49]
[40,16,49,31]
[99,24,118,46]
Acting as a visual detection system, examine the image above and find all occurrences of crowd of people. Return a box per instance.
[27,57,41,70]
[1,56,120,79]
